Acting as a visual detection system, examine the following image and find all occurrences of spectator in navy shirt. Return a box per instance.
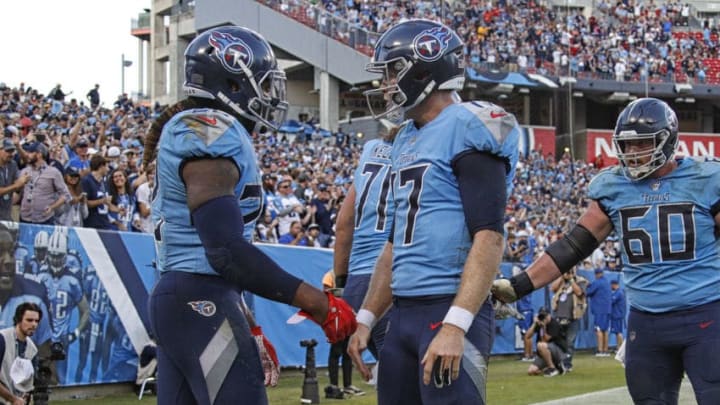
[81,155,112,230]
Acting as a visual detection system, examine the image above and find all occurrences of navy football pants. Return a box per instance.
[377,295,494,405]
[626,299,720,405]
[148,272,266,405]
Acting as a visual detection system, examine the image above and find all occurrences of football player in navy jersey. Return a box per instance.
[347,20,521,405]
[144,26,356,405]
[493,97,720,405]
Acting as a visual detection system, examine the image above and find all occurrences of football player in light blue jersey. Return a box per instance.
[145,26,356,405]
[347,20,521,405]
[334,135,395,369]
[75,265,109,383]
[36,231,89,385]
[494,98,720,405]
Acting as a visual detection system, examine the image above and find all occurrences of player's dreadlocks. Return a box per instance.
[143,98,203,168]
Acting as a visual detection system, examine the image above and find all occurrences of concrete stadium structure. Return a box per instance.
[130,0,720,159]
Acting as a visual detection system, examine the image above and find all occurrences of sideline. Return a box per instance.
[531,379,697,405]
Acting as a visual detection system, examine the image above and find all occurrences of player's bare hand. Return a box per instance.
[491,278,518,303]
[347,323,372,381]
[421,324,464,387]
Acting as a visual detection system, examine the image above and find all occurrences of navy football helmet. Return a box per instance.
[613,97,679,180]
[364,20,465,123]
[183,26,288,130]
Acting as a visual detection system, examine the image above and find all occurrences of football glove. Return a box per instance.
[491,278,519,303]
[251,326,280,387]
[294,292,357,343]
[492,299,525,320]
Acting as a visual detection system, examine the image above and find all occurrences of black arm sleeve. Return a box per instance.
[192,195,303,304]
[452,150,508,236]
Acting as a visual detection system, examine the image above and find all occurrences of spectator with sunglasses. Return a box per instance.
[18,142,69,225]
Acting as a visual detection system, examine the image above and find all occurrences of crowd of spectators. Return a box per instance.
[0,80,624,273]
[264,0,720,84]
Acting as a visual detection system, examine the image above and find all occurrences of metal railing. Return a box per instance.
[257,0,380,56]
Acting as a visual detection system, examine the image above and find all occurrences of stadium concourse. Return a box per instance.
[267,0,720,84]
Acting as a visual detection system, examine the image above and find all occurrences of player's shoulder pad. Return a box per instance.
[458,101,519,144]
[17,274,48,296]
[168,108,241,143]
[362,139,392,162]
[587,165,624,197]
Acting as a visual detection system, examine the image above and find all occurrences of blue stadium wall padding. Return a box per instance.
[4,222,624,385]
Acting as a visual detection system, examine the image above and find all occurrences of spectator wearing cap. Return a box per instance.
[273,179,311,236]
[133,162,155,233]
[0,140,29,221]
[305,224,323,248]
[278,221,308,246]
[587,268,612,357]
[55,166,88,227]
[309,183,337,247]
[105,146,121,171]
[66,138,91,177]
[18,142,70,225]
[81,155,112,230]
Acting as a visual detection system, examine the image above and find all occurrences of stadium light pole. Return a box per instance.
[121,54,133,95]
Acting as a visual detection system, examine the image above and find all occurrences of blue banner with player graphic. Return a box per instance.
[0,222,625,386]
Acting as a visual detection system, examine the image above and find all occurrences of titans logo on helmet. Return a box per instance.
[412,26,452,62]
[208,31,254,74]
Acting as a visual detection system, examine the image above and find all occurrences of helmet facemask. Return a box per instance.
[613,129,676,180]
[49,251,65,275]
[364,57,413,125]
[216,67,288,132]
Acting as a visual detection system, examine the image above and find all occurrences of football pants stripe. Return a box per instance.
[462,337,488,404]
[200,318,238,404]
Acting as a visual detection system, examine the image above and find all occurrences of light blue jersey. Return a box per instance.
[588,158,720,312]
[348,139,394,276]
[153,109,263,275]
[390,101,520,297]
[37,267,84,341]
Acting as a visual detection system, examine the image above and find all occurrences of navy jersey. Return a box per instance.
[348,139,394,276]
[153,108,263,275]
[390,102,520,296]
[588,158,720,312]
[37,267,84,341]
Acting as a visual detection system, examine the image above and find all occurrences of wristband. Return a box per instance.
[356,309,377,329]
[442,305,474,333]
[511,271,535,299]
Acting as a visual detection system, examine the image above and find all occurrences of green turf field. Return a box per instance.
[52,352,627,404]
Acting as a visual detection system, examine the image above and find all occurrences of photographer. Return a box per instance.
[525,308,568,377]
[0,303,42,405]
[550,268,587,372]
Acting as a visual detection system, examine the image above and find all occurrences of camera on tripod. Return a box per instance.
[33,341,66,405]
[300,339,317,348]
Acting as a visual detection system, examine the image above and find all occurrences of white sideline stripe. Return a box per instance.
[75,228,150,354]
[529,387,629,405]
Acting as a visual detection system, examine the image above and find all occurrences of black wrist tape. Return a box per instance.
[511,271,535,299]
